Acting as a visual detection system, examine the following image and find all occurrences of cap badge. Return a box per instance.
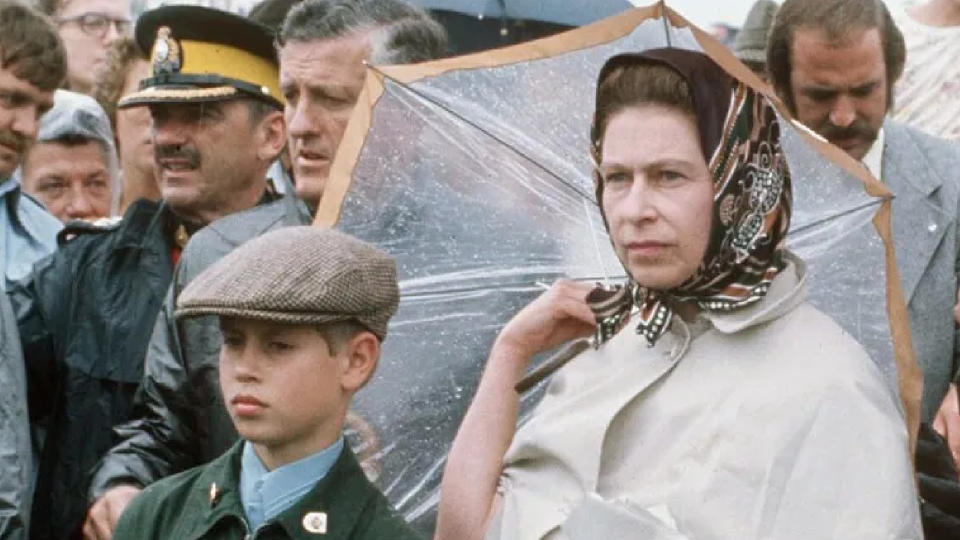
[302,511,328,534]
[153,26,182,75]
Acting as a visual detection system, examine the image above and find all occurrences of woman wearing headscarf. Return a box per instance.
[436,49,920,540]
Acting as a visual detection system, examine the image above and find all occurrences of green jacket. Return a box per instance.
[114,441,423,540]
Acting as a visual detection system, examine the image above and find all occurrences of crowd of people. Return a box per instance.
[0,0,958,538]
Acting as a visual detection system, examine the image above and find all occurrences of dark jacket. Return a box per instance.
[8,199,177,540]
[114,440,422,540]
[89,194,311,500]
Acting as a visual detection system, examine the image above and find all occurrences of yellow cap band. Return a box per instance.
[153,38,283,105]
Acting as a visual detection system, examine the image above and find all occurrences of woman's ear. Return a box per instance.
[255,109,287,163]
[340,332,380,393]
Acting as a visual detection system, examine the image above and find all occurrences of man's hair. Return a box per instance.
[34,0,60,15]
[24,132,111,171]
[244,96,280,125]
[316,319,373,355]
[0,1,66,91]
[92,38,147,128]
[249,0,302,33]
[766,0,905,113]
[593,61,694,157]
[278,0,447,64]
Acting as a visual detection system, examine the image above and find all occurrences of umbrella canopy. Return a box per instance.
[314,3,920,533]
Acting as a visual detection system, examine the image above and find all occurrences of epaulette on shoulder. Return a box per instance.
[57,216,123,245]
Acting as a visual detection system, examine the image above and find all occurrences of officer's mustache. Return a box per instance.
[155,144,201,169]
[0,129,27,154]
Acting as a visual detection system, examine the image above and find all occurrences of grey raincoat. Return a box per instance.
[0,292,31,539]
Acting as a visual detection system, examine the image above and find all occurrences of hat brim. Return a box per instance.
[118,85,239,108]
[173,305,387,339]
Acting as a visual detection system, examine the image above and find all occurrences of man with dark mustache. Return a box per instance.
[767,0,960,533]
[8,7,309,539]
[769,0,960,439]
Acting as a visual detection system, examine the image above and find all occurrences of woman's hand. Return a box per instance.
[494,279,597,363]
[436,279,597,540]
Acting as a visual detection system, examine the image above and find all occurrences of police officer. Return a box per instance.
[10,6,308,539]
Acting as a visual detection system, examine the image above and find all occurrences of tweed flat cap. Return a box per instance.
[176,226,399,339]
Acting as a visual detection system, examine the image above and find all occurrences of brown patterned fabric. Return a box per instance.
[175,226,399,339]
[590,49,792,346]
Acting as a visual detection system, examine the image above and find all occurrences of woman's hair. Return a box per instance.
[592,61,695,154]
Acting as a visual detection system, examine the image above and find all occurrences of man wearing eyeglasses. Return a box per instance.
[38,0,131,95]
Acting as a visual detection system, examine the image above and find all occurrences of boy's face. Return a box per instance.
[219,317,349,465]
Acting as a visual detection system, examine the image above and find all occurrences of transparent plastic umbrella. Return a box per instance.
[314,3,920,532]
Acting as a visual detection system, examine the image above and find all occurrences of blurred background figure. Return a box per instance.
[18,89,118,223]
[892,0,960,141]
[407,1,632,56]
[709,22,739,45]
[92,37,157,213]
[37,0,131,95]
[732,0,778,77]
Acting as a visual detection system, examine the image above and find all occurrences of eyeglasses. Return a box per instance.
[57,12,131,39]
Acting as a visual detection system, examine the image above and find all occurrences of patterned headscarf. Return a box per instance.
[589,49,792,346]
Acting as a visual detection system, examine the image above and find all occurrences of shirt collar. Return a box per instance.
[240,436,345,530]
[862,127,885,180]
[0,176,18,198]
[700,251,807,335]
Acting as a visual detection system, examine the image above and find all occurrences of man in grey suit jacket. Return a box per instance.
[768,0,960,448]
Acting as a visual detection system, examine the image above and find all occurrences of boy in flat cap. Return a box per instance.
[81,6,311,536]
[111,226,420,540]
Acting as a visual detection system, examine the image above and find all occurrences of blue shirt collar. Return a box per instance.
[0,176,18,198]
[0,174,61,284]
[239,436,345,530]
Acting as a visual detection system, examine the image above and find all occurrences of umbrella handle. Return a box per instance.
[514,339,592,393]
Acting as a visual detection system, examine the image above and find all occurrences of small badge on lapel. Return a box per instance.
[301,511,327,534]
[208,482,220,506]
[153,26,182,75]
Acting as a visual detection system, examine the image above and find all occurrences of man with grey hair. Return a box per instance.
[18,89,119,223]
[279,0,446,206]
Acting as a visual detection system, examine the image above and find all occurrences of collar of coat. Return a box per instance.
[698,250,807,335]
[183,440,380,539]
